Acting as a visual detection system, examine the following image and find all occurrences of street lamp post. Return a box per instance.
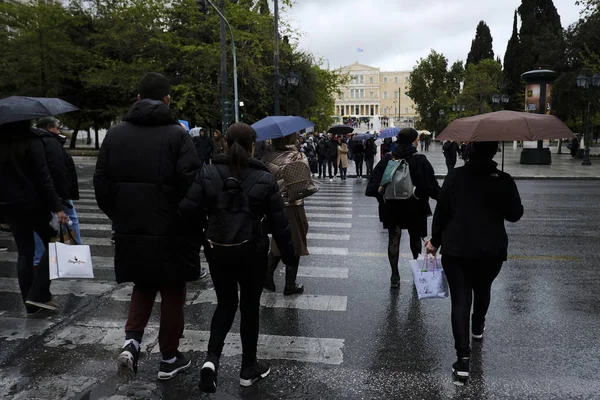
[576,74,600,166]
[279,72,299,115]
[273,0,280,116]
[491,93,510,110]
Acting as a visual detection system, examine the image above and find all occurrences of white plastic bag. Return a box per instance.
[49,241,94,280]
[410,254,449,300]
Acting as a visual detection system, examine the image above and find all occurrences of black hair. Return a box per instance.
[470,141,498,160]
[139,72,171,101]
[226,123,257,178]
[396,128,419,144]
[0,121,33,162]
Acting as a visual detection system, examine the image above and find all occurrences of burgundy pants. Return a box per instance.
[125,282,187,359]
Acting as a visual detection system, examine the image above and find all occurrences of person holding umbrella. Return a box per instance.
[425,141,523,382]
[364,138,377,178]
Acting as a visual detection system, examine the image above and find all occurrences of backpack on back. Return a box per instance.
[205,173,262,262]
[383,157,415,201]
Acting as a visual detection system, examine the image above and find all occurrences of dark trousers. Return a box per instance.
[354,155,364,177]
[326,159,337,178]
[125,282,187,359]
[318,158,326,177]
[207,252,267,367]
[7,214,54,307]
[365,157,374,177]
[442,255,503,358]
[445,157,457,174]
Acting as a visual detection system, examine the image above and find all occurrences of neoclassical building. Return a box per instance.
[334,62,417,124]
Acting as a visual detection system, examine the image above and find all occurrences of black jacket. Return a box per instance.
[364,139,377,160]
[35,129,80,201]
[443,141,459,161]
[192,134,213,163]
[353,142,365,158]
[179,155,296,265]
[430,159,523,260]
[0,130,63,215]
[94,99,203,285]
[324,139,338,160]
[366,145,440,234]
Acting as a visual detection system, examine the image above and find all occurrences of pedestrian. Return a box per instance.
[443,141,460,173]
[306,136,318,176]
[0,120,68,314]
[178,122,296,392]
[262,132,309,295]
[570,136,579,158]
[212,130,227,160]
[325,132,338,180]
[353,139,365,178]
[460,142,471,164]
[192,128,213,166]
[94,72,202,380]
[424,134,431,151]
[366,128,440,288]
[381,137,392,156]
[425,141,523,382]
[317,136,327,179]
[364,138,376,178]
[337,137,348,181]
[32,117,81,269]
[419,133,425,152]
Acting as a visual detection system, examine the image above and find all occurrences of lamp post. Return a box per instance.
[274,0,280,115]
[576,73,600,166]
[279,72,299,115]
[452,104,466,115]
[491,93,510,110]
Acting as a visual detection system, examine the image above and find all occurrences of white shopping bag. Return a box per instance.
[410,254,449,300]
[49,241,94,280]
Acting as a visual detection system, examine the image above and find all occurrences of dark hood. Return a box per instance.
[33,128,67,145]
[465,159,498,175]
[123,99,179,127]
[212,154,270,173]
[391,144,417,159]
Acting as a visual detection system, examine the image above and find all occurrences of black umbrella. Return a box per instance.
[0,96,79,125]
[327,124,354,135]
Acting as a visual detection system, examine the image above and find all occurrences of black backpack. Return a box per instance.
[205,173,263,263]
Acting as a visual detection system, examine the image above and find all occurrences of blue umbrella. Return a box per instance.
[0,96,79,125]
[252,116,315,141]
[353,133,373,141]
[378,127,400,139]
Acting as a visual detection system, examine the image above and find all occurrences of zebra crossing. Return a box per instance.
[0,178,361,396]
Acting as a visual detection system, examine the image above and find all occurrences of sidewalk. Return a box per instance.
[344,142,600,180]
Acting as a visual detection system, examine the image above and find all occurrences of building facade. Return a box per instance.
[334,62,418,126]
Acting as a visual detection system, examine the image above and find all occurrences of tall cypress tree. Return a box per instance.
[466,21,495,65]
[503,10,522,110]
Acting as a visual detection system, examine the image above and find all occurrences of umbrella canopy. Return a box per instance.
[353,133,373,141]
[418,130,432,136]
[252,116,314,142]
[437,110,574,142]
[0,96,79,125]
[328,124,354,135]
[378,126,400,139]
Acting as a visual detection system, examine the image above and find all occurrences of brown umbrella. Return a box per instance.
[437,110,574,142]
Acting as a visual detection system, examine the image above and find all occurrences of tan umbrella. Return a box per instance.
[437,110,574,142]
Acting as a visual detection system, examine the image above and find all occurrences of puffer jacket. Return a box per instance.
[178,155,296,265]
[35,128,80,201]
[94,99,202,285]
[262,145,311,207]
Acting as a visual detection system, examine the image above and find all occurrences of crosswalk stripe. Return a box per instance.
[0,252,114,269]
[306,233,350,240]
[305,206,353,212]
[43,321,344,365]
[0,317,56,341]
[309,247,349,255]
[72,205,103,211]
[308,221,352,228]
[79,223,111,231]
[0,277,115,296]
[77,212,108,219]
[305,201,352,205]
[306,213,352,219]
[297,267,348,278]
[74,199,98,205]
[309,196,353,200]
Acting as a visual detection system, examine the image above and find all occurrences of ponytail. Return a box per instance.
[229,141,249,178]
[226,122,257,178]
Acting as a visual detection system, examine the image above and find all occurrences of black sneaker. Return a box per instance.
[199,358,219,393]
[472,322,485,342]
[283,283,304,296]
[390,276,400,289]
[240,360,270,387]
[263,274,276,292]
[158,351,191,380]
[117,343,140,378]
[452,357,470,381]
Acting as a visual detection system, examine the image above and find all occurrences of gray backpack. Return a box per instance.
[384,157,415,201]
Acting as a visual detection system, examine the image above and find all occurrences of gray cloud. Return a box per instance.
[281,0,582,70]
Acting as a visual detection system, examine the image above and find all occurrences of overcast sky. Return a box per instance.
[281,0,583,71]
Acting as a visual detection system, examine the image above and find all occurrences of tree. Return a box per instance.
[466,21,494,65]
[461,59,504,115]
[503,10,523,111]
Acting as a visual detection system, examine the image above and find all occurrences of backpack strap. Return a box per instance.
[240,170,263,193]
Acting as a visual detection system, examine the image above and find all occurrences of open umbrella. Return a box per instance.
[0,96,79,125]
[418,130,432,136]
[437,110,574,142]
[328,124,354,135]
[353,133,373,141]
[378,126,400,139]
[252,116,314,142]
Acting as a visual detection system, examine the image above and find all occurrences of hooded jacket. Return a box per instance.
[94,99,202,285]
[192,133,213,163]
[34,128,79,201]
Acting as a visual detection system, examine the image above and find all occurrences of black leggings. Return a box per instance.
[365,157,374,176]
[7,214,55,307]
[354,155,364,177]
[206,251,267,367]
[442,255,503,358]
[387,226,422,275]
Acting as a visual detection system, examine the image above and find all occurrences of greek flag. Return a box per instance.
[357,48,364,53]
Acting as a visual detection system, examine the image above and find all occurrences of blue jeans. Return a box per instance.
[33,200,81,266]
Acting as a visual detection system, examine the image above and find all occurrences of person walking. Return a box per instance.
[337,137,348,181]
[179,123,296,392]
[425,141,523,382]
[460,142,471,164]
[212,130,227,160]
[94,72,202,380]
[0,120,68,314]
[192,128,213,166]
[364,138,376,178]
[262,133,309,295]
[316,136,327,179]
[366,128,440,288]
[569,136,579,158]
[353,139,365,178]
[419,133,425,152]
[324,133,338,180]
[443,141,460,173]
[380,138,392,157]
[424,134,431,151]
[32,117,81,268]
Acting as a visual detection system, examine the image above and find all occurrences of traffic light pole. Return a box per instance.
[219,0,228,132]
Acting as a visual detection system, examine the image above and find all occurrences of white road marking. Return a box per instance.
[305,206,353,212]
[305,201,352,205]
[79,224,111,231]
[358,215,379,218]
[76,212,109,219]
[0,277,115,296]
[308,221,352,228]
[309,247,349,256]
[306,233,350,240]
[0,317,55,341]
[306,213,352,219]
[297,267,348,279]
[0,252,113,269]
[74,199,98,205]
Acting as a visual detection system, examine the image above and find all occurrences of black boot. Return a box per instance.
[283,256,304,295]
[264,253,279,292]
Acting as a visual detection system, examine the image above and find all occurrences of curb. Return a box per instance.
[345,174,600,181]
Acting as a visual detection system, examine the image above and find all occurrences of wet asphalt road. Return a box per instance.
[1,162,600,400]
